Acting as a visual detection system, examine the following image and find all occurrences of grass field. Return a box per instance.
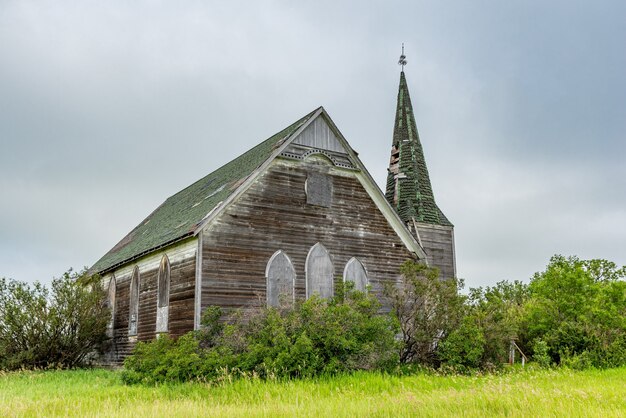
[1,367,625,417]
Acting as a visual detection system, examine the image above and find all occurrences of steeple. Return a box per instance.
[385,65,452,227]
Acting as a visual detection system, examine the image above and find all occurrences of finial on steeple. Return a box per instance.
[398,43,407,71]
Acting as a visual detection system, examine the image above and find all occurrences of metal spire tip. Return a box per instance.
[398,43,407,70]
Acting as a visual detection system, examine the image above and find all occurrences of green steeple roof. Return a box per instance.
[385,71,452,227]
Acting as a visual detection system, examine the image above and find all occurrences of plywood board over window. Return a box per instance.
[129,267,140,336]
[156,255,170,333]
[266,250,295,307]
[106,275,116,338]
[343,257,368,292]
[305,173,332,207]
[306,243,334,298]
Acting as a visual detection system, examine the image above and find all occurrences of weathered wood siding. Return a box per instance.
[416,223,456,280]
[292,115,344,152]
[200,155,417,314]
[102,239,197,364]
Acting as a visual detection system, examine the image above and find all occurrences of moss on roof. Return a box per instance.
[385,72,452,227]
[91,108,319,273]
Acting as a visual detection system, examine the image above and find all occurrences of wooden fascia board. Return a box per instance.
[191,107,325,235]
[318,110,428,261]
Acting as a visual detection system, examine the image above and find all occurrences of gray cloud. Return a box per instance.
[1,1,624,287]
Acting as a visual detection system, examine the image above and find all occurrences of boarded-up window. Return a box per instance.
[107,275,116,337]
[266,250,295,307]
[129,266,140,336]
[305,173,332,207]
[343,257,368,292]
[306,243,334,298]
[156,256,170,333]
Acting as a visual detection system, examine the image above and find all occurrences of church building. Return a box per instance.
[92,66,455,363]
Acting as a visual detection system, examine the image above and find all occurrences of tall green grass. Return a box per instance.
[1,367,625,417]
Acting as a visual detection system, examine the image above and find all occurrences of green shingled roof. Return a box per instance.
[91,108,319,273]
[385,72,452,227]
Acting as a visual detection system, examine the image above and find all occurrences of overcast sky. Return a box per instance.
[1,0,624,288]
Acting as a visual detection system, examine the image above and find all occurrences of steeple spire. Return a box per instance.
[385,65,451,227]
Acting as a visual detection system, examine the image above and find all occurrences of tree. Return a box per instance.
[522,255,626,367]
[0,269,110,370]
[384,261,465,365]
[464,280,529,367]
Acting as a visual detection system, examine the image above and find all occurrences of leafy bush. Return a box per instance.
[122,283,399,384]
[121,334,212,384]
[463,280,529,369]
[522,256,626,368]
[0,270,109,370]
[122,255,625,383]
[438,317,485,370]
[532,339,551,368]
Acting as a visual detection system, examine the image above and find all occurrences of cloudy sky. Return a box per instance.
[1,1,624,288]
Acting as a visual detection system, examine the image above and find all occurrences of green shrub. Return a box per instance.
[438,317,485,370]
[121,255,626,383]
[532,339,551,368]
[123,284,399,384]
[121,334,211,384]
[0,270,109,370]
[522,256,626,368]
[465,280,529,368]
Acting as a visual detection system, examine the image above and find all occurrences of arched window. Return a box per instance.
[156,255,170,333]
[306,243,334,298]
[266,250,295,307]
[129,266,140,336]
[107,275,116,337]
[343,257,368,292]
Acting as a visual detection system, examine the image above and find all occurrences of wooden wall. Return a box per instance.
[102,239,197,365]
[416,223,456,281]
[200,155,417,314]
